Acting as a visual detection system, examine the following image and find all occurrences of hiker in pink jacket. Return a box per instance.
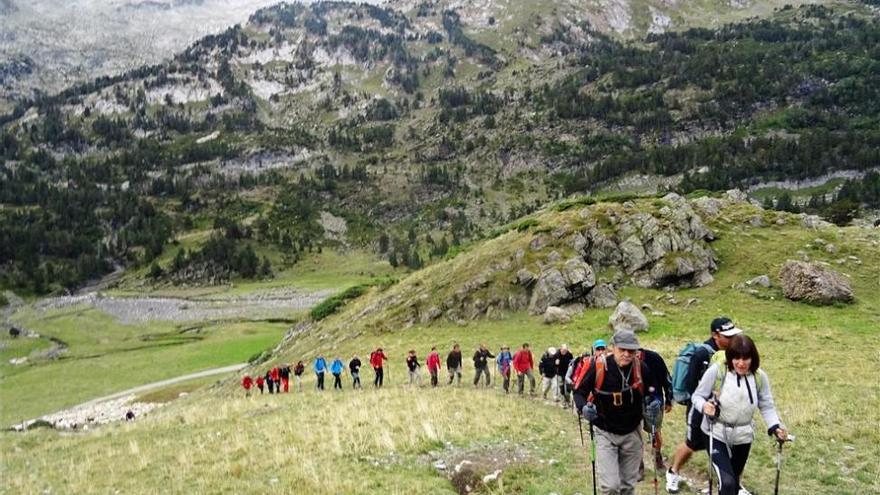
[426,346,442,387]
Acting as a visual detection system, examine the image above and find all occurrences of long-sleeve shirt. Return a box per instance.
[641,348,672,405]
[370,351,387,369]
[426,352,441,371]
[473,349,495,369]
[406,355,420,371]
[349,358,362,373]
[691,363,782,445]
[512,349,534,372]
[314,358,327,373]
[446,350,462,369]
[496,351,512,373]
[330,359,344,375]
[573,356,650,435]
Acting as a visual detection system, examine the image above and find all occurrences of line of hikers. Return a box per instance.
[239,316,788,495]
[241,342,592,398]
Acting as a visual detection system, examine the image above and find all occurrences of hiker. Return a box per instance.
[691,335,788,495]
[574,330,651,495]
[256,374,265,394]
[496,345,513,393]
[280,365,291,393]
[556,344,574,405]
[271,366,281,393]
[265,370,274,395]
[447,343,463,385]
[242,375,253,397]
[370,347,388,388]
[512,343,536,395]
[639,346,673,476]
[314,355,328,391]
[568,339,607,404]
[125,410,135,421]
[406,349,422,387]
[349,354,362,389]
[330,357,345,390]
[426,346,442,387]
[293,360,305,392]
[666,317,742,493]
[539,347,558,401]
[472,343,494,387]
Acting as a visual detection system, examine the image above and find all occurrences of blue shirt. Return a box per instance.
[330,359,344,374]
[314,357,327,373]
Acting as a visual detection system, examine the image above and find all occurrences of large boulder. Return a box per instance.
[779,261,854,305]
[608,300,649,333]
[528,258,596,314]
[585,283,618,308]
[543,306,571,324]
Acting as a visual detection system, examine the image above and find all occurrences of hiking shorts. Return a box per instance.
[685,403,708,451]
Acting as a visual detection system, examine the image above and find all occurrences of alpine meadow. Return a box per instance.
[1,1,879,494]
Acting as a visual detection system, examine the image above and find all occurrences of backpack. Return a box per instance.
[572,356,593,390]
[591,354,644,403]
[671,342,715,404]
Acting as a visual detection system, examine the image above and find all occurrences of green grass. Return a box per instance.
[2,201,879,494]
[0,305,292,425]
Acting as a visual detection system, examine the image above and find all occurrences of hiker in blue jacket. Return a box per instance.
[330,357,345,390]
[314,355,328,391]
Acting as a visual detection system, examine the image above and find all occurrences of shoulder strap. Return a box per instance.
[631,356,644,394]
[573,356,592,390]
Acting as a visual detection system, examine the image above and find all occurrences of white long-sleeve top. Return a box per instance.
[691,362,783,445]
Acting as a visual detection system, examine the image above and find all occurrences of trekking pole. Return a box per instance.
[774,435,795,495]
[589,422,598,495]
[651,417,659,495]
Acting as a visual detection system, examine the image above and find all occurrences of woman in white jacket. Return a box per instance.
[691,335,788,495]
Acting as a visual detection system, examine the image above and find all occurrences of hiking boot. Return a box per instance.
[665,469,681,493]
[737,486,753,495]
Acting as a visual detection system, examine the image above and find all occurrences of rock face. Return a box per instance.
[527,258,595,314]
[779,261,854,305]
[578,194,717,289]
[608,300,649,333]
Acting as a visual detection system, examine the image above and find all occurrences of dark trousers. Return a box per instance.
[333,373,342,389]
[474,366,490,387]
[709,438,752,495]
[267,379,274,394]
[374,367,384,387]
[501,370,511,393]
[316,372,325,390]
[352,372,361,389]
[430,370,439,387]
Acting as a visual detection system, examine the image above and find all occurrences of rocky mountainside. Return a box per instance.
[1,0,878,295]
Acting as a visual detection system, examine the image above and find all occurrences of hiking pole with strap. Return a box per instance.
[576,411,592,493]
[774,435,795,495]
[651,416,659,495]
[706,398,720,495]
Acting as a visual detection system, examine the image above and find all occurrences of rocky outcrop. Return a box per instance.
[779,261,854,305]
[608,300,649,333]
[577,194,717,288]
[543,306,571,324]
[527,258,595,314]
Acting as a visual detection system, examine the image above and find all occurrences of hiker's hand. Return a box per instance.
[775,427,788,442]
[582,403,598,422]
[664,403,673,413]
[703,402,716,418]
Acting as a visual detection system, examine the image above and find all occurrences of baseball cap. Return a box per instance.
[711,317,743,337]
[593,338,607,349]
[611,330,640,350]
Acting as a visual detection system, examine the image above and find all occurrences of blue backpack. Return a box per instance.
[671,342,714,404]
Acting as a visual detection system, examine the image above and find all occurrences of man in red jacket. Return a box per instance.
[255,375,265,394]
[370,347,388,388]
[270,366,281,394]
[513,343,536,396]
[426,346,442,387]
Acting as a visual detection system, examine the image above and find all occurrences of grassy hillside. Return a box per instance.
[2,198,878,494]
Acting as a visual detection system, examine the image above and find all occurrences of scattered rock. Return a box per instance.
[685,298,699,308]
[745,275,771,288]
[9,357,27,365]
[543,306,571,324]
[608,300,649,333]
[779,260,854,305]
[748,215,764,227]
[801,214,831,229]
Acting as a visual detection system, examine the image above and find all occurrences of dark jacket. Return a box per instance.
[640,348,672,405]
[447,350,462,369]
[573,355,650,435]
[473,349,495,369]
[538,352,557,378]
[685,338,719,399]
[406,355,420,371]
[556,350,574,377]
[349,358,362,374]
[294,363,305,376]
[280,366,290,379]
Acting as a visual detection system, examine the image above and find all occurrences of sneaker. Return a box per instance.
[738,486,753,495]
[665,468,681,493]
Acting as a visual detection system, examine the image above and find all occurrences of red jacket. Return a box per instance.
[270,367,280,381]
[426,351,441,371]
[370,351,387,368]
[513,349,534,373]
[242,376,253,389]
[256,376,265,386]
